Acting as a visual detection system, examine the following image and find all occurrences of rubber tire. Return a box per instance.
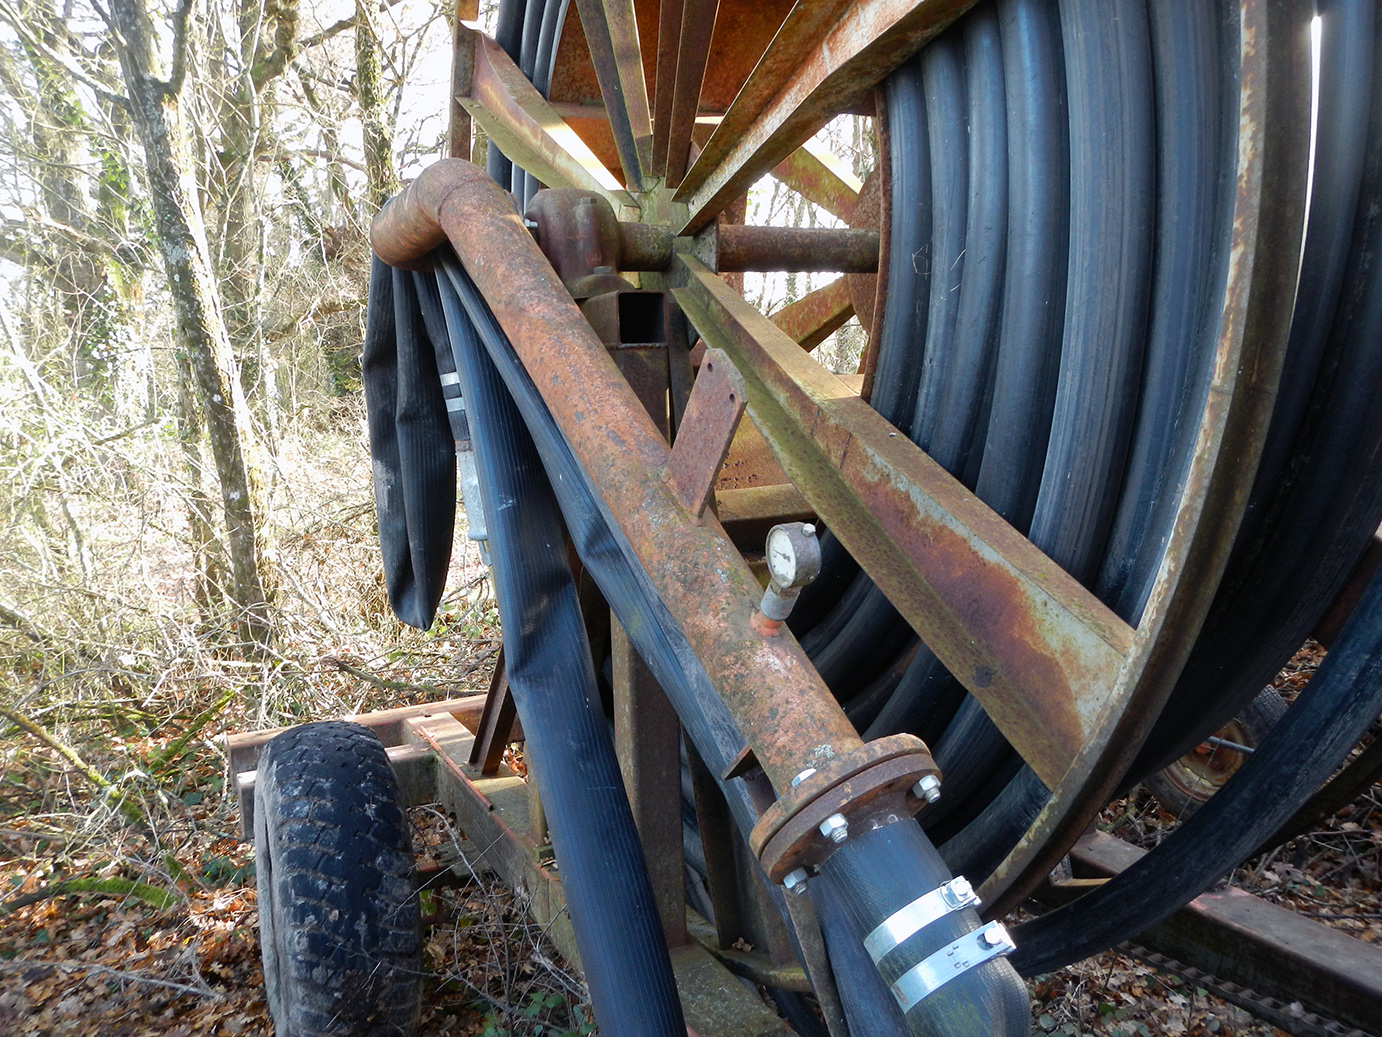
[1143,688,1288,818]
[254,721,422,1037]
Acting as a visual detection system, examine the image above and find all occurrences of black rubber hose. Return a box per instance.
[436,264,686,1036]
[1130,0,1382,781]
[909,31,969,454]
[931,1,1009,490]
[487,0,525,188]
[925,697,1017,829]
[436,256,918,1034]
[1025,0,1155,589]
[1094,0,1235,622]
[807,587,915,697]
[968,0,1069,534]
[817,824,1030,1036]
[1012,562,1382,974]
[938,765,1048,881]
[871,55,932,431]
[361,261,456,630]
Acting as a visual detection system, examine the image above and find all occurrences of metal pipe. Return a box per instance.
[712,225,881,273]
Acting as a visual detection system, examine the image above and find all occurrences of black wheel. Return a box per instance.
[253,721,422,1037]
[1143,689,1289,819]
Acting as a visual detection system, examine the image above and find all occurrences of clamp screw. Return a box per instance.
[819,813,849,844]
[981,925,1010,948]
[783,867,811,896]
[913,774,941,804]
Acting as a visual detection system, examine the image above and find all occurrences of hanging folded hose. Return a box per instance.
[363,251,686,1035]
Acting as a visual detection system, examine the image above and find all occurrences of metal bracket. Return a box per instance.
[668,348,747,518]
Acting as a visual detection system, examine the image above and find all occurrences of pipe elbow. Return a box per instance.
[369,159,503,270]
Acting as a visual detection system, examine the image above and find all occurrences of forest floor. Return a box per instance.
[0,417,1378,1037]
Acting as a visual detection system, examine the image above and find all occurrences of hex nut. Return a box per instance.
[783,867,811,896]
[914,774,941,804]
[819,813,849,844]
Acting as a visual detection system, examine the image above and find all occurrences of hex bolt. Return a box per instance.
[914,774,941,804]
[783,867,811,896]
[819,813,849,844]
[981,926,1009,948]
[791,767,817,787]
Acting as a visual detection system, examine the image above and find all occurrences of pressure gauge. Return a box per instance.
[765,522,821,590]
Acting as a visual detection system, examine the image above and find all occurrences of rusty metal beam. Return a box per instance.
[651,0,685,174]
[769,278,855,350]
[448,0,481,160]
[613,622,686,946]
[456,23,633,211]
[674,0,976,232]
[771,140,862,223]
[673,252,1134,789]
[573,0,653,189]
[708,225,879,272]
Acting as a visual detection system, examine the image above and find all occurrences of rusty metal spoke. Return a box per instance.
[651,0,685,174]
[771,139,864,223]
[456,24,634,210]
[674,252,1135,789]
[573,0,654,189]
[663,0,720,185]
[769,278,854,349]
[674,0,975,232]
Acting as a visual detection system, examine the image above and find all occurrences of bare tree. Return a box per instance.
[103,0,275,648]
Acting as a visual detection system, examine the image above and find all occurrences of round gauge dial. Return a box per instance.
[766,527,799,586]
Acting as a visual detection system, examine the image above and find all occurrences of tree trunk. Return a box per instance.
[355,0,399,212]
[105,0,274,649]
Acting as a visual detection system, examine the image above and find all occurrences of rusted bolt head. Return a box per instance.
[914,774,941,804]
[819,813,848,844]
[783,867,810,896]
[791,768,816,787]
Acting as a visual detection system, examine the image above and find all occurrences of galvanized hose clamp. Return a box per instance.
[862,878,1015,1012]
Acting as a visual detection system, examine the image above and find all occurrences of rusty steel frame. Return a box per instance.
[408,0,1321,974]
[371,160,935,862]
[572,0,653,189]
[769,278,855,349]
[675,252,1133,789]
[454,23,634,212]
[770,140,862,223]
